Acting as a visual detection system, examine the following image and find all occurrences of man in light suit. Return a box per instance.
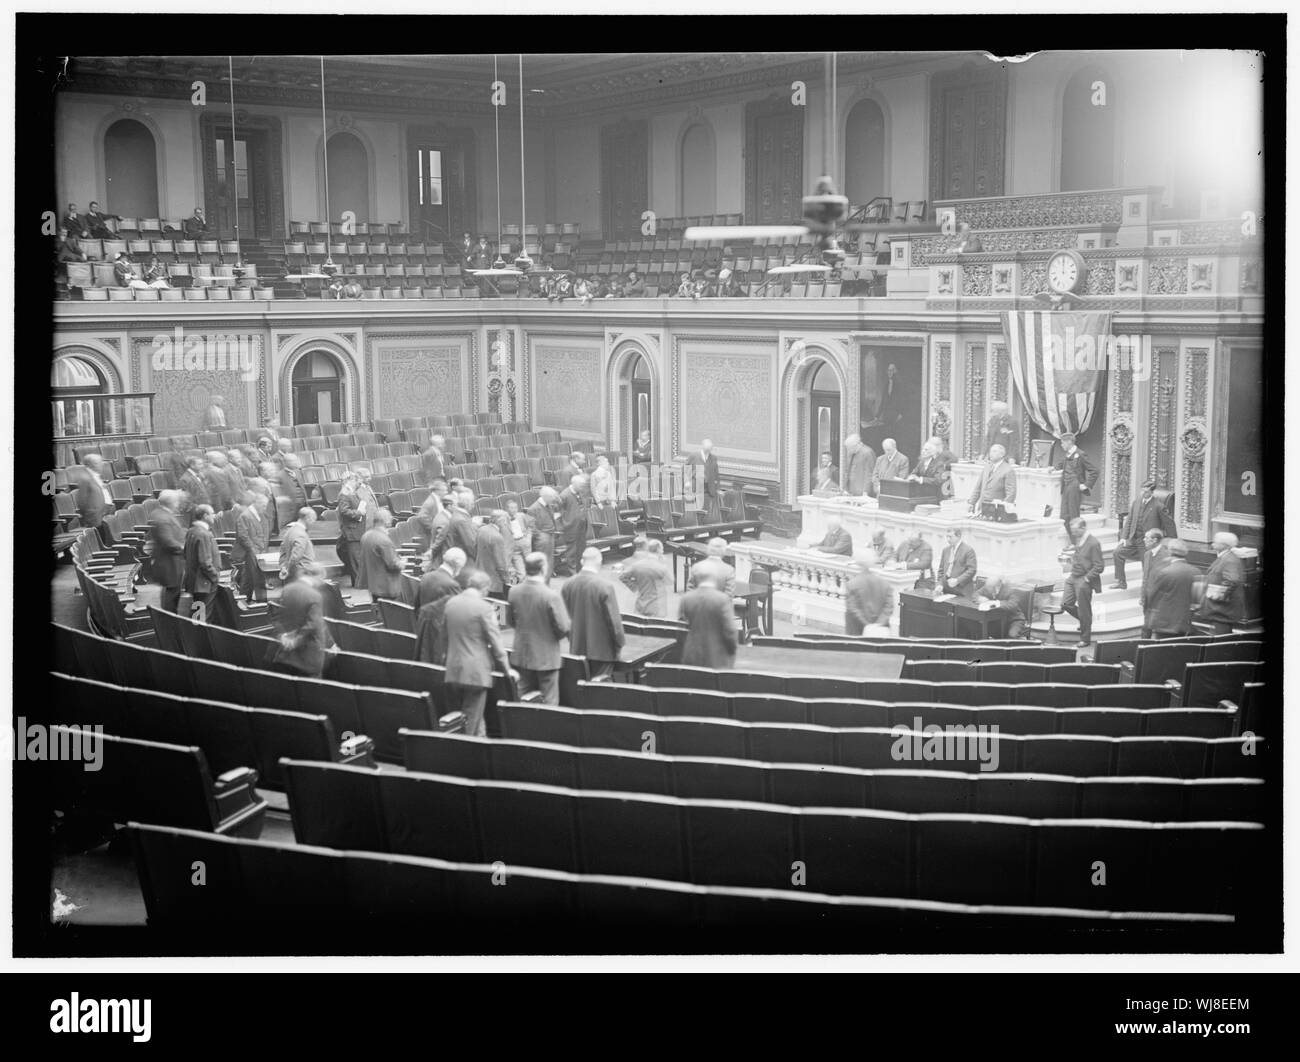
[442,570,518,737]
[1145,539,1200,639]
[360,508,405,604]
[619,537,671,617]
[688,538,737,596]
[1198,531,1246,634]
[1113,480,1178,589]
[561,547,625,680]
[504,498,535,581]
[507,552,571,704]
[148,490,187,613]
[968,444,1018,516]
[872,437,911,496]
[845,551,895,637]
[415,548,466,665]
[811,516,854,557]
[278,507,318,584]
[842,434,875,497]
[232,493,270,602]
[937,528,978,599]
[74,454,116,543]
[1053,431,1099,533]
[1061,517,1104,647]
[422,435,447,486]
[679,574,739,669]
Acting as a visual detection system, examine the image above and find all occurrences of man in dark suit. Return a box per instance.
[62,203,89,239]
[679,574,739,669]
[274,452,310,530]
[845,553,895,636]
[74,454,115,543]
[1145,539,1200,638]
[1061,517,1104,647]
[270,567,335,678]
[361,509,405,605]
[1198,532,1246,634]
[687,438,721,519]
[895,530,935,590]
[908,437,950,498]
[526,487,560,577]
[182,505,222,611]
[507,552,571,704]
[278,507,318,584]
[415,548,467,665]
[984,401,1019,459]
[84,201,120,240]
[842,434,875,497]
[561,547,625,680]
[422,435,447,485]
[232,494,270,602]
[475,510,514,595]
[811,516,854,557]
[335,471,374,587]
[181,207,210,239]
[554,474,590,577]
[1113,480,1178,589]
[431,490,478,569]
[937,528,978,599]
[1136,529,1170,637]
[968,445,1018,517]
[148,490,187,613]
[442,570,518,737]
[1054,432,1098,532]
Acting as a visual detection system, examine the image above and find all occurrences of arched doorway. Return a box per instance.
[327,131,370,224]
[784,352,845,500]
[292,350,344,425]
[52,354,108,437]
[679,123,715,217]
[104,118,159,218]
[809,360,842,488]
[843,98,886,208]
[1060,66,1115,191]
[629,354,652,453]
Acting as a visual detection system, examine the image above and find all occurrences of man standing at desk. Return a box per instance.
[841,434,875,497]
[968,444,1017,517]
[810,515,854,557]
[1061,517,1104,648]
[937,528,978,599]
[872,437,910,496]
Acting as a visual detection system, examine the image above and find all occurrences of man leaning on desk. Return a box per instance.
[810,515,854,556]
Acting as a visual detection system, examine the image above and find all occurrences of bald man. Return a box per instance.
[561,547,625,680]
[842,433,875,497]
[1199,532,1246,633]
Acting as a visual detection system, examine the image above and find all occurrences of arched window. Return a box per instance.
[52,354,108,438]
[327,131,369,224]
[679,123,715,216]
[1060,67,1115,191]
[843,99,886,208]
[104,119,159,218]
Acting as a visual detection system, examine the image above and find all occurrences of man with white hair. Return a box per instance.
[845,550,894,637]
[620,537,671,618]
[415,547,467,665]
[910,437,950,495]
[810,515,854,557]
[526,486,560,577]
[148,490,187,612]
[442,569,519,737]
[361,508,405,604]
[1199,531,1246,633]
[555,473,590,577]
[842,433,875,497]
[687,437,721,520]
[688,537,737,595]
[872,437,911,495]
[561,547,625,680]
[968,444,1018,516]
[278,506,318,583]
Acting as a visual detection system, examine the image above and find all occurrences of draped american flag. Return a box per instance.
[1001,310,1113,436]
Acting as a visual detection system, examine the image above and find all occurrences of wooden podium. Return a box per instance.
[876,478,941,513]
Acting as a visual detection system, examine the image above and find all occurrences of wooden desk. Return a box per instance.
[898,589,1011,640]
[733,645,905,680]
[498,630,677,680]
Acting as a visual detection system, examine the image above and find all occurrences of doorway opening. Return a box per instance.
[292,351,343,425]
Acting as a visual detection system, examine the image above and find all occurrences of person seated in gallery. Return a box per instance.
[56,229,86,262]
[810,514,853,557]
[114,252,168,289]
[144,254,172,287]
[181,207,210,239]
[812,451,839,493]
[623,269,646,297]
[84,201,121,240]
[975,573,1027,637]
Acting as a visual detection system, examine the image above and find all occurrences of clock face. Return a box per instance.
[1048,252,1080,293]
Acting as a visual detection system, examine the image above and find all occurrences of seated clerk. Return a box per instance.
[975,574,1027,637]
[810,515,854,557]
[895,530,935,589]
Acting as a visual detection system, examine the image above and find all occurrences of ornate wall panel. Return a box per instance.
[135,333,262,437]
[529,337,604,436]
[1147,347,1179,493]
[672,335,779,471]
[929,339,953,446]
[370,339,466,419]
[1176,344,1212,537]
[1105,351,1136,515]
[963,342,987,461]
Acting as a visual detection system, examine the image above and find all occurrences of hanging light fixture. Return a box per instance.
[227,56,243,271]
[513,53,533,273]
[319,56,337,274]
[470,54,523,280]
